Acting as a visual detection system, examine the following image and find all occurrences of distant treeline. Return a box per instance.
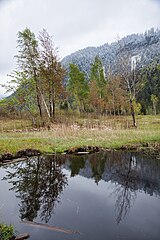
[0,28,159,126]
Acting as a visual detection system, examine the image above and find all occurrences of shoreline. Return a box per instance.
[0,115,160,159]
[0,142,160,164]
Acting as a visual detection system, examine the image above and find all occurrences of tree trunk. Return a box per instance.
[49,79,54,122]
[34,70,43,119]
[51,84,55,122]
[130,99,136,127]
[40,90,51,119]
[36,92,42,118]
[153,103,156,115]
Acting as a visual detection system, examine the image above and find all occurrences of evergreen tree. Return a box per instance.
[138,63,160,114]
[67,64,89,112]
[89,56,106,98]
[89,56,107,114]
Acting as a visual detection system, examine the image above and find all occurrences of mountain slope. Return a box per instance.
[62,28,160,77]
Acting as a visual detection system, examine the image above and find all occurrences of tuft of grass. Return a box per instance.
[0,223,14,240]
[0,118,32,132]
[0,115,160,154]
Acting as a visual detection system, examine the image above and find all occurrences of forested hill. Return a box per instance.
[1,28,160,120]
[62,28,160,76]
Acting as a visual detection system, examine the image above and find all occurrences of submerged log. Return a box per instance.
[1,157,27,166]
[22,220,80,234]
[74,152,90,155]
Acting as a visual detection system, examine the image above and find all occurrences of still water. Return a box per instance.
[0,151,160,240]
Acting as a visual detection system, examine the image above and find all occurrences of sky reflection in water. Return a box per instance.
[0,151,160,240]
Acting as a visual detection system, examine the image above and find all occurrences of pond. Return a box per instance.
[0,151,160,240]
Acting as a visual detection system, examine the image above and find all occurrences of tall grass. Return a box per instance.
[0,115,160,154]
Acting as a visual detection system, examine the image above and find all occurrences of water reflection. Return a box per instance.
[65,151,160,223]
[114,157,137,224]
[2,151,160,225]
[3,155,68,223]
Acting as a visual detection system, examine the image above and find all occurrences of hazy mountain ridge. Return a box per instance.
[62,28,160,76]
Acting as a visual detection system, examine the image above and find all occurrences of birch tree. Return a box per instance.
[16,28,43,119]
[39,29,65,121]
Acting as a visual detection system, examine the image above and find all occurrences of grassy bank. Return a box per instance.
[0,115,160,154]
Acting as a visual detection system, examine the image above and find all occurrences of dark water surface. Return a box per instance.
[0,151,160,240]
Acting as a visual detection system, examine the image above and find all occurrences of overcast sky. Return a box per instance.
[0,0,160,95]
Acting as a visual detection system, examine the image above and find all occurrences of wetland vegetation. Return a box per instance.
[0,115,160,155]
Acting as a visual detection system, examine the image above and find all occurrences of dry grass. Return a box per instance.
[0,115,160,154]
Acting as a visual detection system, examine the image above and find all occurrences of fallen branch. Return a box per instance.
[15,233,30,240]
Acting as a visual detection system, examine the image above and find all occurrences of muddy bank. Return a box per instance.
[64,145,101,155]
[64,143,160,157]
[0,143,160,164]
[117,142,160,155]
[0,149,41,163]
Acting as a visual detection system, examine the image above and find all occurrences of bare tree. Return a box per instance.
[116,43,141,126]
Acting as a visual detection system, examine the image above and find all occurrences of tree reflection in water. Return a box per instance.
[61,151,159,224]
[113,156,138,224]
[67,151,138,224]
[2,151,160,225]
[87,152,138,224]
[3,155,68,223]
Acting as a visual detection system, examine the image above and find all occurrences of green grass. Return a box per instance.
[0,115,160,154]
[0,223,14,240]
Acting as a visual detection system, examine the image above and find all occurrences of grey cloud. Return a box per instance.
[0,0,160,94]
[0,0,8,5]
[152,0,160,3]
